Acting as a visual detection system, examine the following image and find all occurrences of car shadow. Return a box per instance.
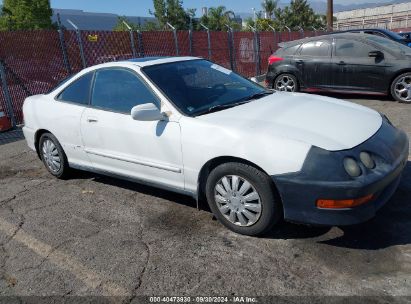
[72,162,411,250]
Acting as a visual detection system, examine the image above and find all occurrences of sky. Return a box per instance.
[0,0,395,16]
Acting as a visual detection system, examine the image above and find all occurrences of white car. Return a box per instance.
[23,57,409,236]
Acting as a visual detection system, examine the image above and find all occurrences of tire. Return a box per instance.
[391,72,411,103]
[205,162,282,236]
[274,73,299,92]
[39,133,70,179]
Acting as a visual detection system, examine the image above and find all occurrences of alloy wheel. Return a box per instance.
[275,75,296,92]
[394,76,411,103]
[42,139,61,173]
[214,175,262,227]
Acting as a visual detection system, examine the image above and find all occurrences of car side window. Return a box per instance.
[91,68,160,113]
[57,72,93,105]
[299,40,331,57]
[335,39,375,57]
[365,31,386,38]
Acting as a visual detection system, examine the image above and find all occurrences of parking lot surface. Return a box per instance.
[0,96,410,302]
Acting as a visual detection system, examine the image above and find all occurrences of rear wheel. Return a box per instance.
[274,74,299,92]
[39,133,70,179]
[205,162,282,236]
[391,73,411,103]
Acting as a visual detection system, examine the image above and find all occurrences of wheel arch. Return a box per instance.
[34,129,52,158]
[389,69,411,93]
[196,156,282,210]
[273,70,302,90]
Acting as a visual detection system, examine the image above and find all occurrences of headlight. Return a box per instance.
[360,152,375,169]
[343,157,361,177]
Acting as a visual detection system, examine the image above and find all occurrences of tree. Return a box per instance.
[273,0,325,30]
[113,16,160,31]
[0,0,54,30]
[150,0,190,30]
[261,0,278,19]
[198,6,240,31]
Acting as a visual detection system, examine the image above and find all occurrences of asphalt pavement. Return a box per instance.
[0,95,410,303]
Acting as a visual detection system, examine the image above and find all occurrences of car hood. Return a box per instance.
[197,92,382,151]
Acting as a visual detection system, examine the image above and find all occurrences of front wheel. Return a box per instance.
[205,163,282,236]
[391,73,411,103]
[274,74,299,92]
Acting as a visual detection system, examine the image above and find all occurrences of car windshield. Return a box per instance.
[366,35,411,55]
[142,59,272,116]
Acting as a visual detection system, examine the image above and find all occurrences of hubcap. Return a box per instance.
[214,175,262,227]
[394,76,411,102]
[42,139,61,173]
[276,75,296,92]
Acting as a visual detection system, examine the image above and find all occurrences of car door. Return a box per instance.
[330,38,388,92]
[53,72,94,168]
[80,67,185,190]
[293,39,332,89]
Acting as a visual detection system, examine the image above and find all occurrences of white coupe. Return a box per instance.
[23,57,409,236]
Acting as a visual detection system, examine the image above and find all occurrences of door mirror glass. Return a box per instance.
[131,103,166,121]
[368,50,384,58]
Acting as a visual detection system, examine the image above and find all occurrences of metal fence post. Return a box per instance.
[268,25,277,51]
[0,60,16,128]
[137,30,145,57]
[167,23,179,56]
[67,19,86,68]
[189,29,193,56]
[122,20,137,58]
[56,13,72,74]
[285,26,291,41]
[297,26,304,38]
[200,23,212,59]
[254,30,261,77]
[226,25,235,72]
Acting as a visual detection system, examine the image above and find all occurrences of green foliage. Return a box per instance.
[150,0,190,30]
[0,0,54,30]
[261,0,278,19]
[244,17,276,31]
[273,0,325,30]
[113,16,139,31]
[113,16,161,31]
[198,6,240,31]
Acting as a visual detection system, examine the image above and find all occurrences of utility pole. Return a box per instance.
[327,0,333,32]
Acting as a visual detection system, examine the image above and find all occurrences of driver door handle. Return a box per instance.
[87,117,98,123]
[337,61,346,65]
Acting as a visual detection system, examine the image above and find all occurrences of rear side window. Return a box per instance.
[57,73,93,105]
[335,39,375,57]
[91,68,160,113]
[281,44,301,55]
[299,40,331,57]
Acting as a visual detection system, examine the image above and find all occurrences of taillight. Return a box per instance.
[268,55,284,65]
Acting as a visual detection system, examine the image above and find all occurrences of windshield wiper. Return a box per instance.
[243,90,274,101]
[195,91,274,116]
[196,100,252,116]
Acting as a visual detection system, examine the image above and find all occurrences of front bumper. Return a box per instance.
[273,120,409,226]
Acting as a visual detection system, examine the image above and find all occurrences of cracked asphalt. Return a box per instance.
[0,96,410,302]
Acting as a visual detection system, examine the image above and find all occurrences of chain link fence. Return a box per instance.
[0,27,327,126]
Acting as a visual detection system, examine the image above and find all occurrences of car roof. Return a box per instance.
[80,56,201,73]
[278,32,369,47]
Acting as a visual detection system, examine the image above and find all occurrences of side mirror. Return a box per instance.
[131,103,166,121]
[369,50,384,58]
